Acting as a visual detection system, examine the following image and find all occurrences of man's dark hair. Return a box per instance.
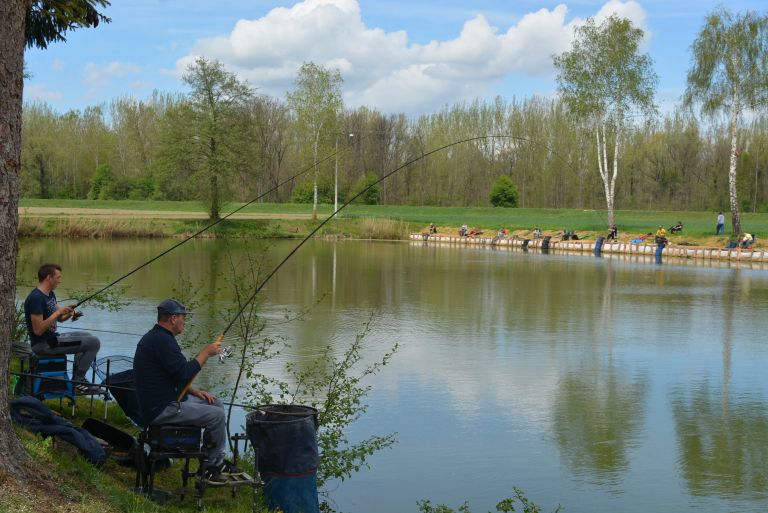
[157,311,172,323]
[37,263,62,282]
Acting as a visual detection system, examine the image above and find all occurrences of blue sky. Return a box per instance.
[23,0,766,116]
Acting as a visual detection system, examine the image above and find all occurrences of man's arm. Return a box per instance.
[29,306,72,337]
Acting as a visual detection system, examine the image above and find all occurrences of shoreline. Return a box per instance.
[410,233,768,266]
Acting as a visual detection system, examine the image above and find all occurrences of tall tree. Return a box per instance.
[554,15,657,227]
[1,0,109,480]
[684,8,768,235]
[157,57,254,219]
[286,62,343,220]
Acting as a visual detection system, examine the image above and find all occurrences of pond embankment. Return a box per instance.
[410,233,768,265]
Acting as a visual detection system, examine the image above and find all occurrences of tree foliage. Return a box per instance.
[26,0,110,49]
[155,57,255,219]
[490,175,519,207]
[684,7,768,234]
[287,62,344,219]
[554,15,657,226]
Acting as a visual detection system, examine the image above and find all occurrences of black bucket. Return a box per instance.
[246,405,320,513]
[542,235,552,251]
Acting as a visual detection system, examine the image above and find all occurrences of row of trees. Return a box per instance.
[19,87,768,215]
[16,8,768,225]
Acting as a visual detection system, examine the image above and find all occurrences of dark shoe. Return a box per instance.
[72,377,100,394]
[220,459,245,476]
[203,466,228,486]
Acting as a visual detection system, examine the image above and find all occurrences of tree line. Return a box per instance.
[20,88,768,214]
[18,9,768,225]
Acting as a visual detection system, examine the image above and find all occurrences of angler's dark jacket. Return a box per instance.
[133,324,200,425]
[10,396,106,465]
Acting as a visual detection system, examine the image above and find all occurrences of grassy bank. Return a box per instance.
[18,216,417,241]
[18,199,768,246]
[1,399,258,513]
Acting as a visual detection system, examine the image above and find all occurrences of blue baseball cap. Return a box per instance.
[157,299,191,315]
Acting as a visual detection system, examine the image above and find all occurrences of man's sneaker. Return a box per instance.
[220,459,245,476]
[72,377,100,394]
[203,466,228,486]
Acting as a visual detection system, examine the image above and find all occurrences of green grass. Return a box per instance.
[3,395,262,513]
[18,199,768,241]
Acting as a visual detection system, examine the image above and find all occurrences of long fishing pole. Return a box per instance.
[72,148,347,309]
[178,134,534,399]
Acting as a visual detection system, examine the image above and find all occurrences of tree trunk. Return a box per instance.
[209,138,219,220]
[596,123,615,227]
[728,100,741,235]
[0,0,31,480]
[312,136,318,221]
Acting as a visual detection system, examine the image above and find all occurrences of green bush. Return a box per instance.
[291,179,333,204]
[490,175,519,208]
[349,172,380,205]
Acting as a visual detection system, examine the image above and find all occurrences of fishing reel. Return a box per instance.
[219,345,233,363]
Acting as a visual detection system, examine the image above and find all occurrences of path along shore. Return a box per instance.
[410,232,768,266]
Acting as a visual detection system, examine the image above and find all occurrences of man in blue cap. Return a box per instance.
[133,298,239,484]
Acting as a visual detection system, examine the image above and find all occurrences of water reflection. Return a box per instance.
[16,238,768,513]
[671,383,768,501]
[553,260,649,486]
[553,367,647,485]
[671,268,768,502]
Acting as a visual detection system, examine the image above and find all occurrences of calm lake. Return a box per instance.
[17,238,768,513]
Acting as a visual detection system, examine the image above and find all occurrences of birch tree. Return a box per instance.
[286,62,343,220]
[684,8,768,235]
[554,15,657,226]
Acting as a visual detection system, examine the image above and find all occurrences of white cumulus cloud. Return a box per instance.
[174,0,648,114]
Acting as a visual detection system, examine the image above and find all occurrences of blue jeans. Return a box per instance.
[716,223,724,235]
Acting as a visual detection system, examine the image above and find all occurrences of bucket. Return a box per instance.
[246,405,320,513]
[594,236,605,256]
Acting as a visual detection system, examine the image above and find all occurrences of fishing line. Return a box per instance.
[181,135,524,398]
[72,147,348,309]
[218,134,569,338]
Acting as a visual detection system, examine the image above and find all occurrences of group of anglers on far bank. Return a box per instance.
[423,212,759,251]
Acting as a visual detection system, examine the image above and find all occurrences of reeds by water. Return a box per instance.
[358,217,409,240]
[19,217,167,238]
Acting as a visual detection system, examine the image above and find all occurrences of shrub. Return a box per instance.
[490,175,519,208]
[349,172,380,205]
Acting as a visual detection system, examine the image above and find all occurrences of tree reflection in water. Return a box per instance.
[671,384,768,501]
[553,368,647,485]
[553,259,648,486]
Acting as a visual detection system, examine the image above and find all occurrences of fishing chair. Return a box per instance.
[134,424,209,508]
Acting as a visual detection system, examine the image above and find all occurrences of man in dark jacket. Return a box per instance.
[134,299,236,483]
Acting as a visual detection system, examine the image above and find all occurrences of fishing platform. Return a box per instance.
[410,233,768,264]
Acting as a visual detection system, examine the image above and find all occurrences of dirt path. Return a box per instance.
[19,206,313,220]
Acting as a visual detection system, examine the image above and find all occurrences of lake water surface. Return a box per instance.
[17,238,768,513]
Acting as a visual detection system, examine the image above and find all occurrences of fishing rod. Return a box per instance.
[179,134,540,400]
[71,147,348,310]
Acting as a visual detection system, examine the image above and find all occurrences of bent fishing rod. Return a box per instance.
[179,134,545,399]
[71,147,348,310]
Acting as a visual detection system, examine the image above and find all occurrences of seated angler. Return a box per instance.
[607,224,618,240]
[670,221,684,233]
[24,263,101,393]
[133,299,240,484]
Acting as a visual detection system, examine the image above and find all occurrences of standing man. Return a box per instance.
[133,299,239,483]
[24,263,101,392]
[716,211,725,235]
